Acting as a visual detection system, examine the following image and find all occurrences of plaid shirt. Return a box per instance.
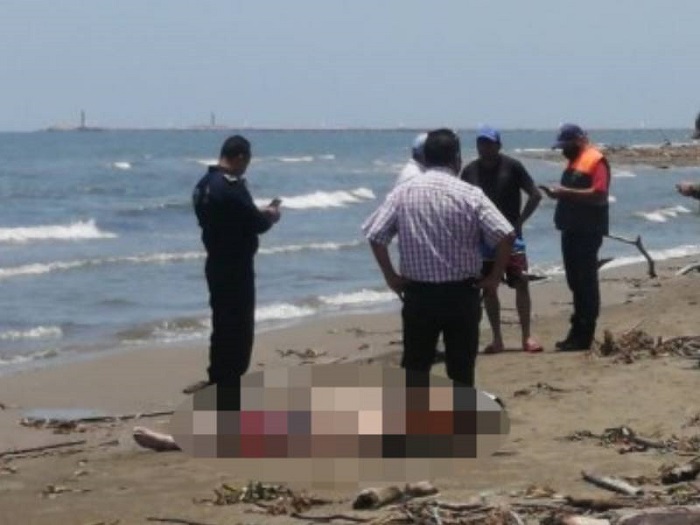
[362,168,513,282]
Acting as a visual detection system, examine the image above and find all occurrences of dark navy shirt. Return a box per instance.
[193,166,273,260]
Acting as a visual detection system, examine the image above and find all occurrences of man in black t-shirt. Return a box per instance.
[461,127,543,354]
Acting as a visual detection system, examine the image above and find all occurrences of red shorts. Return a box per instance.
[481,252,528,288]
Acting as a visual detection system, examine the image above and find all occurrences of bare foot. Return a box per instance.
[133,426,181,452]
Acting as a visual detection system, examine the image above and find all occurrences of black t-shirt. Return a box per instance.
[460,155,533,226]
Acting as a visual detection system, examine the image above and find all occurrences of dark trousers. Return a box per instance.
[561,232,603,342]
[205,258,255,385]
[401,280,481,387]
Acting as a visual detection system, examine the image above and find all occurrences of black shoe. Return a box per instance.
[556,339,592,352]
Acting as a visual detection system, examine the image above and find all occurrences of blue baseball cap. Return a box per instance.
[476,125,501,144]
[553,123,586,148]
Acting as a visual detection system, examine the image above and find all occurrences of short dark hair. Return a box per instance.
[220,135,251,161]
[423,129,460,168]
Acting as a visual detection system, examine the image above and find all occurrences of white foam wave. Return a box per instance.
[0,220,117,244]
[0,349,60,366]
[256,303,316,322]
[277,156,315,163]
[635,205,692,223]
[112,161,132,170]
[0,252,204,280]
[0,326,63,341]
[319,289,397,307]
[259,241,361,255]
[192,158,218,167]
[256,188,376,210]
[608,195,617,204]
[514,147,549,153]
[600,244,700,270]
[613,169,636,178]
[318,154,336,160]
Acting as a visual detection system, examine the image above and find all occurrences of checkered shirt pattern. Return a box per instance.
[362,168,514,282]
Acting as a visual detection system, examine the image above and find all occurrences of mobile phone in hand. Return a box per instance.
[269,197,282,207]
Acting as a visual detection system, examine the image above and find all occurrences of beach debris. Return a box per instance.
[0,439,87,458]
[616,506,700,525]
[147,518,215,525]
[358,343,371,351]
[195,480,331,516]
[563,426,669,454]
[289,512,370,523]
[605,234,656,278]
[0,465,18,475]
[595,329,700,364]
[42,483,91,498]
[513,383,569,397]
[353,486,403,510]
[660,458,700,484]
[682,413,700,429]
[581,471,644,496]
[132,426,181,452]
[676,262,700,276]
[352,482,438,510]
[20,410,175,432]
[277,347,328,360]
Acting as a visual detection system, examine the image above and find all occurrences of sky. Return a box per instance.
[1,0,699,131]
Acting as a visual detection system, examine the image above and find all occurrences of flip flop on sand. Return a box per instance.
[523,340,544,353]
[483,343,504,354]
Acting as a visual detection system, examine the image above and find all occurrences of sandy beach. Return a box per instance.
[1,255,699,524]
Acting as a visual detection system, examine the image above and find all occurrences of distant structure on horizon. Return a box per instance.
[693,111,700,140]
[45,110,104,132]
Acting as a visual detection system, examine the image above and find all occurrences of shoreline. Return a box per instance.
[3,243,699,379]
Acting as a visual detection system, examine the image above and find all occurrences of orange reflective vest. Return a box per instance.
[554,146,610,235]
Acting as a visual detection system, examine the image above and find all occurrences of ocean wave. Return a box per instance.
[0,220,117,244]
[0,252,204,280]
[613,169,637,178]
[0,349,60,366]
[277,156,315,163]
[319,289,397,307]
[112,161,132,170]
[0,326,63,341]
[257,303,316,322]
[259,240,361,255]
[634,205,692,223]
[255,188,376,210]
[599,244,700,270]
[192,158,218,167]
[0,242,359,281]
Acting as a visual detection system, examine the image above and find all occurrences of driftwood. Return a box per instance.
[581,471,644,496]
[676,262,700,276]
[565,496,632,511]
[146,518,216,525]
[0,439,86,458]
[132,427,181,452]
[558,517,611,525]
[661,458,700,484]
[352,486,403,510]
[22,410,174,427]
[289,512,370,523]
[605,234,657,278]
[616,506,700,525]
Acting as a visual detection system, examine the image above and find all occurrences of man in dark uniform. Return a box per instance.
[188,135,281,392]
[461,126,543,354]
[540,124,611,351]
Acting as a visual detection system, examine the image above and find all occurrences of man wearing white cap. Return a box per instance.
[394,133,427,187]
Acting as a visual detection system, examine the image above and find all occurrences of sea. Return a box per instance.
[1,129,699,373]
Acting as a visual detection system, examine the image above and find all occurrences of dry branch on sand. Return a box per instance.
[595,329,700,364]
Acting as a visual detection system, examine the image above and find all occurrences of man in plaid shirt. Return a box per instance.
[362,129,515,387]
